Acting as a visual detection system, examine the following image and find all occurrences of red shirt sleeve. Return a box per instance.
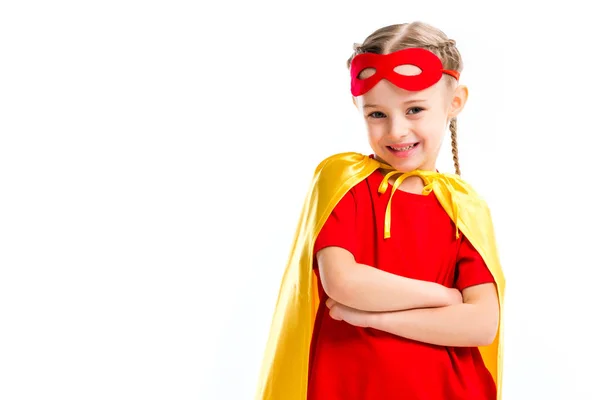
[312,189,357,262]
[454,234,495,291]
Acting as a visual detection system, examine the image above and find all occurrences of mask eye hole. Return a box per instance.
[357,67,376,80]
[393,64,422,76]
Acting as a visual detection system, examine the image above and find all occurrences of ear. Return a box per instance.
[447,85,468,118]
[352,96,358,109]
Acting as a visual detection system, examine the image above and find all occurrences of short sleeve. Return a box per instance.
[313,189,357,262]
[454,234,495,291]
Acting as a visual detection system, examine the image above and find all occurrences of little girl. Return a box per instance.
[256,21,505,400]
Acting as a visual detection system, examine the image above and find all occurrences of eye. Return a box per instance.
[367,111,387,119]
[407,107,424,115]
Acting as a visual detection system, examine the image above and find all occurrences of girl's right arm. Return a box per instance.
[317,246,462,312]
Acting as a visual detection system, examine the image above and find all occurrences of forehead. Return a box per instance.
[356,78,448,107]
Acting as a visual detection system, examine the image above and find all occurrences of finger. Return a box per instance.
[325,298,336,309]
[329,305,343,320]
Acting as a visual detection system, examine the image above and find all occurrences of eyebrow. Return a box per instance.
[363,99,427,109]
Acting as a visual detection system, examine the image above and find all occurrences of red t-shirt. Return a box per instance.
[307,168,497,400]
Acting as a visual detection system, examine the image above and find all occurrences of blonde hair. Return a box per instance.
[347,22,464,176]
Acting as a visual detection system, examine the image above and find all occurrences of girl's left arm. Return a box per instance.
[328,282,499,347]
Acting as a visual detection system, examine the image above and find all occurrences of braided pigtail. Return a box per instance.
[449,117,461,176]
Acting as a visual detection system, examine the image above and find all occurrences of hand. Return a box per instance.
[448,288,463,305]
[325,298,373,328]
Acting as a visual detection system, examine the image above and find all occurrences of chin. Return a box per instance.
[394,163,421,173]
[375,153,423,172]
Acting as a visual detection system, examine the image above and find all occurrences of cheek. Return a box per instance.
[417,116,447,141]
[366,123,385,141]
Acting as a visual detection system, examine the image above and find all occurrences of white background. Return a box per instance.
[1,1,599,399]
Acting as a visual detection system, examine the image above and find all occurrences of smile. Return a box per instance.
[388,143,418,152]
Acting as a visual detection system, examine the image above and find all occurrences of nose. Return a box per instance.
[387,115,411,139]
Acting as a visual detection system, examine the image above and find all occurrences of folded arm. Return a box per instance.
[317,246,460,312]
[328,282,499,347]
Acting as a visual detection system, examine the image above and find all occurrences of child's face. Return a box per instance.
[354,76,466,172]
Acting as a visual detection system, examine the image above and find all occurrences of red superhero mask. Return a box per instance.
[350,47,460,96]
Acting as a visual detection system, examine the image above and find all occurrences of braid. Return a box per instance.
[420,39,456,52]
[439,39,457,51]
[450,117,461,176]
[352,42,364,53]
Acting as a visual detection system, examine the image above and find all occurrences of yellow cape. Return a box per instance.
[255,152,505,400]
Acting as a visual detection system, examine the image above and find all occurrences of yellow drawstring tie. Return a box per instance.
[377,164,460,240]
